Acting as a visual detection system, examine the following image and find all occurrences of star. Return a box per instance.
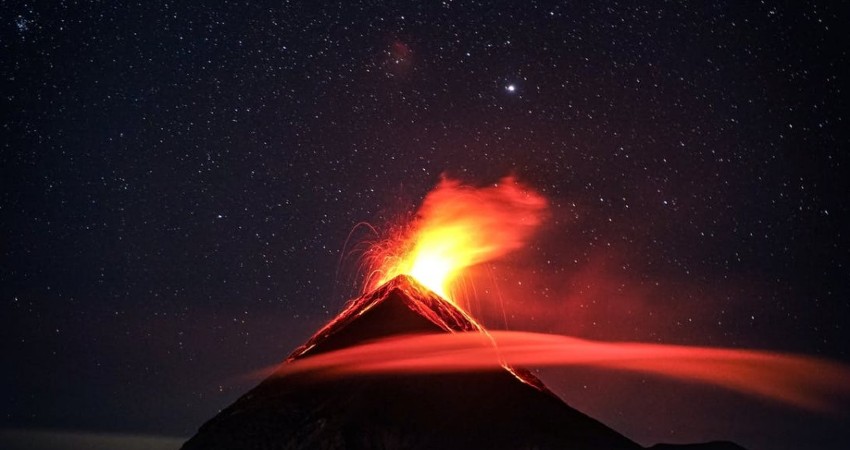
[505,84,516,93]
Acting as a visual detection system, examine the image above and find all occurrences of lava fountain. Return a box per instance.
[364,175,547,301]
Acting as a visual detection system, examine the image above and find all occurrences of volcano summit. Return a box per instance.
[182,275,744,450]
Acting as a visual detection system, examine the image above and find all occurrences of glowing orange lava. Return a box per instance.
[367,176,547,301]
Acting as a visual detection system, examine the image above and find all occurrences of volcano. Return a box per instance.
[182,275,745,450]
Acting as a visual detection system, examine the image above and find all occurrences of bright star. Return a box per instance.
[506,84,516,93]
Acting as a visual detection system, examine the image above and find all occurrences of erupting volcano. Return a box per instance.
[183,177,847,449]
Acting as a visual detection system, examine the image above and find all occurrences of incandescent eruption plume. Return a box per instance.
[365,175,547,300]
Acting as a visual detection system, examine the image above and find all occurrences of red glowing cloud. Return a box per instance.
[274,331,850,413]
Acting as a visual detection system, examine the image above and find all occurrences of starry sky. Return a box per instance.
[3,2,849,449]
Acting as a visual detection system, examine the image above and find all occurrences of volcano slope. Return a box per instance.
[182,275,744,450]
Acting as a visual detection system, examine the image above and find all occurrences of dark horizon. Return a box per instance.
[4,2,849,449]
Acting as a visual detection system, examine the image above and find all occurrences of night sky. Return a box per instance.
[3,2,849,449]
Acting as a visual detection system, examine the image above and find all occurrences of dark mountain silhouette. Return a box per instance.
[182,275,745,450]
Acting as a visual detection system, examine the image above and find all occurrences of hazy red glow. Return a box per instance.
[365,176,547,301]
[272,331,850,412]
